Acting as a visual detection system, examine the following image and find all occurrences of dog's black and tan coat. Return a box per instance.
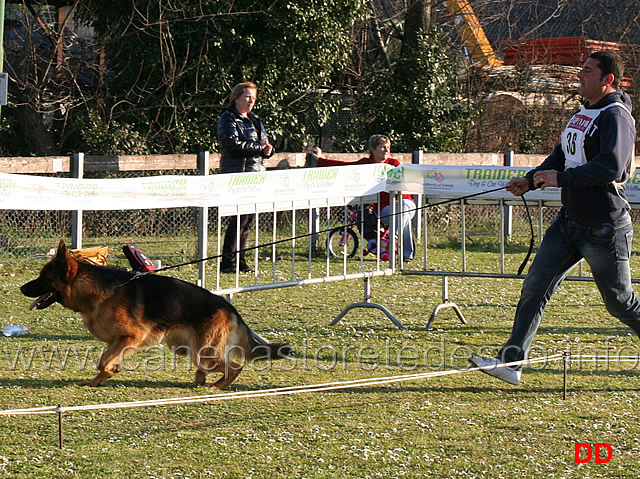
[21,240,291,389]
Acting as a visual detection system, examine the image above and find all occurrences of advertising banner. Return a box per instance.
[386,164,640,204]
[3,163,640,210]
[0,163,391,211]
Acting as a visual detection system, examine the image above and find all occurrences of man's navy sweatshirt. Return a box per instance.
[526,90,636,226]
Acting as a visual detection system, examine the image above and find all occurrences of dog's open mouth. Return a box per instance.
[29,292,58,310]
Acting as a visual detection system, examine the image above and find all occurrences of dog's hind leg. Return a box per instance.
[211,361,243,390]
[194,361,243,390]
[80,337,142,387]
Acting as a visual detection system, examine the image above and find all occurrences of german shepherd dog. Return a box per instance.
[20,240,291,389]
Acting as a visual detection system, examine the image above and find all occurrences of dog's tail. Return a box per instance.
[247,338,293,361]
[230,307,292,361]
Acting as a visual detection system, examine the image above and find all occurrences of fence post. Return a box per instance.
[70,152,84,249]
[197,151,210,288]
[412,150,423,241]
[310,208,319,255]
[503,151,513,239]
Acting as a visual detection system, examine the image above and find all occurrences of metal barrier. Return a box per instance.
[0,164,408,330]
[390,164,640,330]
[209,194,403,329]
[410,195,558,330]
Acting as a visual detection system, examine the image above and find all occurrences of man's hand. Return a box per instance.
[506,177,530,197]
[533,170,559,190]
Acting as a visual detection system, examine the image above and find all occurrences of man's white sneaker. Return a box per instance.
[468,356,522,385]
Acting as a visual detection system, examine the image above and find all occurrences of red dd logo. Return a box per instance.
[574,443,613,463]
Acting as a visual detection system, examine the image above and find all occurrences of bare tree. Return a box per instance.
[4,1,102,155]
[4,0,640,156]
[437,0,640,153]
[403,0,436,54]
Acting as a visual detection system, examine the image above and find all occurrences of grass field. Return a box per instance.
[1,243,640,478]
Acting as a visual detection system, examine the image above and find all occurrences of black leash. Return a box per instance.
[113,271,147,289]
[140,184,535,277]
[518,194,535,275]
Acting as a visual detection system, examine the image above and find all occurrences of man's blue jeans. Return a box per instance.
[499,210,640,365]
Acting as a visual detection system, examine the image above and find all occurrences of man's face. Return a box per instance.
[578,57,609,102]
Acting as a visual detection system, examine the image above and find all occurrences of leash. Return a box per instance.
[118,185,535,283]
[518,194,535,275]
[113,271,147,289]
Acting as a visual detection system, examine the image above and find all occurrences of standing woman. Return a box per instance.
[217,81,274,273]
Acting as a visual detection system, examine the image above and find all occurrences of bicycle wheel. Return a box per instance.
[327,227,359,258]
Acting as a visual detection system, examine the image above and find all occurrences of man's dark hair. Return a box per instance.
[589,51,624,89]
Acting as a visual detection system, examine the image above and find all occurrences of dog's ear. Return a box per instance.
[55,239,68,263]
[54,239,78,282]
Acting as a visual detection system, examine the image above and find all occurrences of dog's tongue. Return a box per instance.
[29,293,51,311]
[29,297,42,311]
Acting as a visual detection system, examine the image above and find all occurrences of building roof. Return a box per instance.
[456,0,640,49]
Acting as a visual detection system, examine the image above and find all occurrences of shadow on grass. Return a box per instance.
[0,377,260,391]
[18,333,95,342]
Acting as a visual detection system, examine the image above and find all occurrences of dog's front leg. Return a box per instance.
[80,337,140,386]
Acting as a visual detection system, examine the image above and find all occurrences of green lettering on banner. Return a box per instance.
[466,168,485,180]
[374,164,393,177]
[484,169,507,180]
[142,179,187,191]
[227,173,267,187]
[0,178,16,189]
[57,183,100,191]
[386,166,404,180]
[152,180,181,191]
[465,168,527,181]
[303,169,338,182]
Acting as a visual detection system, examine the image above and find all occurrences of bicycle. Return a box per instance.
[327,204,391,259]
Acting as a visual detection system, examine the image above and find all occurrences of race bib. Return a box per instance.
[562,102,633,169]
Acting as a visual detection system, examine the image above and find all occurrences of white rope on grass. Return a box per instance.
[569,355,640,362]
[0,405,60,416]
[0,354,564,417]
